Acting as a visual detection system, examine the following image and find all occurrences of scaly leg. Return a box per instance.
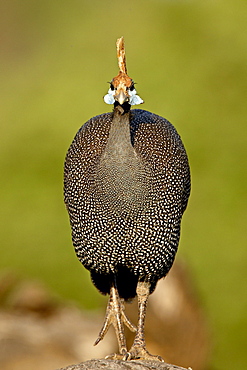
[124,281,164,361]
[94,281,136,358]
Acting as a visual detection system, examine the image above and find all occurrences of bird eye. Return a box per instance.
[110,83,114,91]
[129,84,135,91]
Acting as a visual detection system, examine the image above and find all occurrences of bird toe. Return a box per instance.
[125,346,164,362]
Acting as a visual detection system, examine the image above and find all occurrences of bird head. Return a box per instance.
[104,37,144,107]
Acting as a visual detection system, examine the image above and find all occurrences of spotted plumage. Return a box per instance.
[64,37,190,361]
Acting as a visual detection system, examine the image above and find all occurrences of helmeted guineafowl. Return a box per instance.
[64,37,190,361]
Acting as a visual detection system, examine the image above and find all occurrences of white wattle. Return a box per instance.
[104,89,115,104]
[129,89,144,106]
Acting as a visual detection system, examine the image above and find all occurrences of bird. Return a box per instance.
[64,37,190,361]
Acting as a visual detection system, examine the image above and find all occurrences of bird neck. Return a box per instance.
[96,105,149,216]
[108,105,132,153]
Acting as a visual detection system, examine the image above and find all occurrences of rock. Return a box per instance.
[56,358,191,370]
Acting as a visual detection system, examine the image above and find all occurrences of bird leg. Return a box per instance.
[124,281,164,361]
[94,282,136,358]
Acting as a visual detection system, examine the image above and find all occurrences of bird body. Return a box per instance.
[64,108,190,299]
[64,37,190,361]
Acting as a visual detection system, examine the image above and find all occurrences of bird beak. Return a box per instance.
[114,89,129,105]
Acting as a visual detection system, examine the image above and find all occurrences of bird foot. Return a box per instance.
[105,352,127,360]
[123,345,164,362]
[105,348,163,362]
[94,304,136,346]
[94,286,136,350]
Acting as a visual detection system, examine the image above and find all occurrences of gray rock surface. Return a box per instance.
[57,358,191,370]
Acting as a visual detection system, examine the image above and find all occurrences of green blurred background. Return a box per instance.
[1,0,246,369]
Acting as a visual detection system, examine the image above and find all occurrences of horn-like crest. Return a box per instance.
[116,37,127,74]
